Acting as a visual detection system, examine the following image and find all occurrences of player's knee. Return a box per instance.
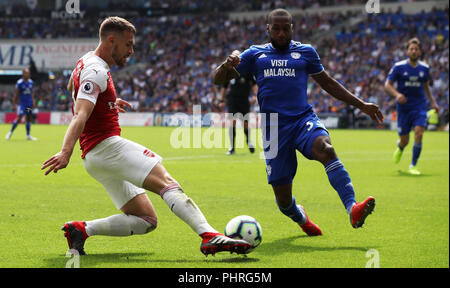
[312,138,336,163]
[143,163,180,194]
[156,165,178,190]
[400,138,409,147]
[323,143,336,158]
[415,131,424,140]
[139,215,158,233]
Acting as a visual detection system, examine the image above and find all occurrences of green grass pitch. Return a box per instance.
[0,124,448,268]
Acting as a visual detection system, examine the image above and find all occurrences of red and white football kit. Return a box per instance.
[72,51,161,209]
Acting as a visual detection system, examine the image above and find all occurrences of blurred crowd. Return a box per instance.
[0,0,415,19]
[0,4,448,127]
[311,6,449,125]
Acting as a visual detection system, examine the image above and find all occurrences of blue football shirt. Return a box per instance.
[387,59,430,112]
[236,41,324,120]
[15,78,34,105]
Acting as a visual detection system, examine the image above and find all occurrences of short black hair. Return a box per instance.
[267,8,293,24]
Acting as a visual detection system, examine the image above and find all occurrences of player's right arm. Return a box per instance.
[41,98,94,175]
[213,50,241,85]
[384,64,406,104]
[12,80,21,111]
[41,64,106,176]
[384,79,406,104]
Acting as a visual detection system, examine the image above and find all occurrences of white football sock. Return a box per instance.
[85,214,156,237]
[162,187,218,235]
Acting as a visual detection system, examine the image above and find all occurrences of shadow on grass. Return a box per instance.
[44,252,155,268]
[260,235,374,255]
[44,251,259,267]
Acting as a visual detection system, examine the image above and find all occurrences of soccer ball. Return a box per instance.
[224,215,262,250]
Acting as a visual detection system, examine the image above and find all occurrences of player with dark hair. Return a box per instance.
[220,74,257,155]
[213,9,383,235]
[5,68,37,141]
[42,16,251,256]
[385,37,439,175]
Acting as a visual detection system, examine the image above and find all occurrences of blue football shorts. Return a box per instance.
[17,101,33,116]
[397,109,427,136]
[263,112,329,186]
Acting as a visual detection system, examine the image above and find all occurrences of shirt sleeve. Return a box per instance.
[304,45,324,75]
[236,47,255,76]
[79,65,109,93]
[424,66,430,82]
[76,65,108,105]
[77,80,102,105]
[387,65,399,82]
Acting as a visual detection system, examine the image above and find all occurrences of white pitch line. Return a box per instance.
[1,152,448,168]
[164,155,216,161]
[0,155,218,168]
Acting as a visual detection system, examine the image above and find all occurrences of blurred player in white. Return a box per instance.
[41,17,251,256]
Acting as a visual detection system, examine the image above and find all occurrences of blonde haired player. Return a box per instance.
[42,16,251,256]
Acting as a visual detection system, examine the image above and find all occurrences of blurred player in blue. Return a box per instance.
[214,9,383,235]
[385,37,439,175]
[5,68,37,141]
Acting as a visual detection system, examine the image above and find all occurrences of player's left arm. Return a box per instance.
[252,81,258,95]
[250,84,258,105]
[12,88,19,111]
[424,81,439,113]
[67,73,73,93]
[31,83,36,108]
[311,70,384,125]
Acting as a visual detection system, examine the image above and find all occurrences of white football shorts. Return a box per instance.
[83,136,162,209]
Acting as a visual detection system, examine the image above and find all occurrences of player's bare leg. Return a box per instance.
[273,184,322,236]
[143,162,252,255]
[273,183,292,208]
[311,135,375,228]
[394,134,409,164]
[399,134,410,148]
[62,193,159,255]
[5,115,23,140]
[62,165,160,255]
[25,112,37,141]
[409,126,424,175]
[413,126,424,144]
[121,193,157,218]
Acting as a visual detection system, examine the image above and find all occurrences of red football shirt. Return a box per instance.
[71,52,121,158]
